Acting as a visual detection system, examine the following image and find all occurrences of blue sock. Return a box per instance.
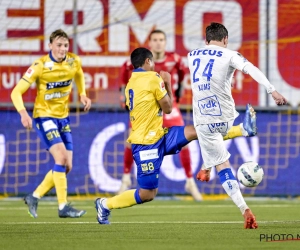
[53,164,65,173]
[134,189,143,204]
[218,168,248,214]
[218,168,236,184]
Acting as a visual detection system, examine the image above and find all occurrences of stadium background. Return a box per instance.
[0,0,300,197]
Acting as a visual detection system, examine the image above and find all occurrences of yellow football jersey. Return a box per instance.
[19,52,86,118]
[125,68,168,145]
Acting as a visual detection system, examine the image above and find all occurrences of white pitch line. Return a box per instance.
[2,220,300,225]
[0,204,295,210]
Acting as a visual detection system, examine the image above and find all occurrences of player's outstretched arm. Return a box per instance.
[243,64,288,105]
[11,80,32,129]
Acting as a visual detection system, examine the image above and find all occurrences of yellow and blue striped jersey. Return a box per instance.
[125,68,167,145]
[19,51,86,118]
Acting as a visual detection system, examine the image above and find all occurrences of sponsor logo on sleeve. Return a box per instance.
[25,68,34,78]
[160,81,165,91]
[237,53,248,62]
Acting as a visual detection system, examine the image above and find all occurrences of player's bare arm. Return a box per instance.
[80,95,92,111]
[271,91,287,106]
[19,110,33,129]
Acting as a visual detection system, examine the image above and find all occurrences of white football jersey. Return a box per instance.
[187,44,251,125]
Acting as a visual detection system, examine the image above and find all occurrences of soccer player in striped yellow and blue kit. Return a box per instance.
[11,29,91,218]
[95,47,200,224]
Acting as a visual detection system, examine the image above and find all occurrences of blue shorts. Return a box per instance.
[132,126,189,190]
[33,117,73,151]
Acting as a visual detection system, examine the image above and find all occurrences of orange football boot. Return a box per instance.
[243,209,258,229]
[196,166,211,182]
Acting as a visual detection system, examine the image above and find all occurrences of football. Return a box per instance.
[237,162,264,187]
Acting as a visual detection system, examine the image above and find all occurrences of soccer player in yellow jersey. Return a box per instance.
[95,47,203,224]
[11,29,91,218]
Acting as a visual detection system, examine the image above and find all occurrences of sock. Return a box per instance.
[33,170,55,199]
[239,123,249,136]
[106,189,142,210]
[179,148,192,178]
[218,168,249,214]
[124,147,134,174]
[59,203,67,210]
[223,125,243,141]
[52,164,67,206]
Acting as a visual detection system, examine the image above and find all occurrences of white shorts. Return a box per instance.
[195,120,234,169]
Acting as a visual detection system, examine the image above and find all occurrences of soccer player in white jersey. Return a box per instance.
[187,23,287,229]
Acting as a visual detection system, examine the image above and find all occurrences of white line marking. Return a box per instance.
[0,204,295,210]
[2,220,300,225]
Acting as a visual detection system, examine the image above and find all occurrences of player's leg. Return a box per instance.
[23,117,58,218]
[195,121,258,229]
[216,161,258,229]
[164,109,202,201]
[197,104,257,182]
[55,118,86,218]
[49,143,85,218]
[26,119,76,218]
[95,138,165,224]
[223,104,257,140]
[117,128,134,194]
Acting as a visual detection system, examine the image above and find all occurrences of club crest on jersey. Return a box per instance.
[198,95,222,116]
[25,68,34,78]
[67,58,75,68]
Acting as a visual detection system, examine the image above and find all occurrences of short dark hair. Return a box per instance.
[206,23,228,43]
[49,29,69,43]
[130,47,153,69]
[149,29,166,40]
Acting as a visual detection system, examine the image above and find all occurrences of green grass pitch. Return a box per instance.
[1,199,300,250]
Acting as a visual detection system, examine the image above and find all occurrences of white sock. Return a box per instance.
[59,203,67,210]
[240,123,249,136]
[222,179,249,214]
[101,198,109,210]
[32,192,41,199]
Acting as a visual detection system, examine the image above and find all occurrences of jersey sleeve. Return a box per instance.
[150,73,168,101]
[22,60,43,84]
[229,52,251,73]
[11,60,42,112]
[74,56,86,96]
